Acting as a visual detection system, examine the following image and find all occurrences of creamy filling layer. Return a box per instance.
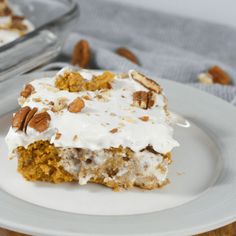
[16,140,171,190]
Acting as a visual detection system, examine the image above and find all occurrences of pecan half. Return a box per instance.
[130,70,162,94]
[20,84,34,98]
[208,66,231,85]
[68,97,85,113]
[23,107,38,132]
[12,106,31,131]
[71,40,90,68]
[28,112,51,133]
[133,91,156,109]
[116,47,140,65]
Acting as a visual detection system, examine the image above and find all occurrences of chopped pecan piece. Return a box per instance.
[130,70,162,94]
[82,95,92,100]
[133,91,156,109]
[110,128,118,133]
[55,132,62,140]
[51,97,68,112]
[23,107,38,132]
[208,65,231,85]
[139,116,149,122]
[28,112,51,133]
[116,47,140,65]
[71,40,90,68]
[68,97,85,113]
[12,106,31,131]
[20,84,35,98]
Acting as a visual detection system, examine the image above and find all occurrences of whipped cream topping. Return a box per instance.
[5,68,179,154]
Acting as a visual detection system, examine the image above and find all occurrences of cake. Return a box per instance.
[0,0,34,46]
[5,68,179,191]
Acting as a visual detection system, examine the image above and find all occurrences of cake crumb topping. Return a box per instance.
[55,71,115,92]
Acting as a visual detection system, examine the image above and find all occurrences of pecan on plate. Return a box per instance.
[71,39,90,68]
[208,65,231,85]
[116,47,140,65]
[133,91,156,109]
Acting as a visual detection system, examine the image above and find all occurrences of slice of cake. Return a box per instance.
[0,0,34,46]
[5,68,179,191]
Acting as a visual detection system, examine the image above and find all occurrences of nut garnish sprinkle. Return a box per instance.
[32,98,42,103]
[71,39,90,68]
[20,84,34,98]
[82,95,92,100]
[132,91,156,109]
[68,97,85,113]
[110,128,118,133]
[51,97,68,112]
[130,70,162,94]
[28,112,51,133]
[139,116,149,122]
[73,135,79,141]
[55,132,62,140]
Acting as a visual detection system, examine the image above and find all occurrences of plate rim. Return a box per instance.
[0,70,236,236]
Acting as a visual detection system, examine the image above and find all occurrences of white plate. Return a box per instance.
[0,71,235,235]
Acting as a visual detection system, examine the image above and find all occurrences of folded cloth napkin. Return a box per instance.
[62,0,236,105]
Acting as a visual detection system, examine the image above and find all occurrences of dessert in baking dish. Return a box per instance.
[5,68,179,191]
[0,0,34,46]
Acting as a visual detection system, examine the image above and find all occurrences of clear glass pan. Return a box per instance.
[0,0,79,82]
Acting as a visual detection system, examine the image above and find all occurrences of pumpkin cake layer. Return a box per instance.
[5,68,179,191]
[17,140,171,191]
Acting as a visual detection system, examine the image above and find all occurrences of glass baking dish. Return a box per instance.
[0,0,79,82]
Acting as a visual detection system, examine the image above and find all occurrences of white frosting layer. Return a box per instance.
[5,68,179,154]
